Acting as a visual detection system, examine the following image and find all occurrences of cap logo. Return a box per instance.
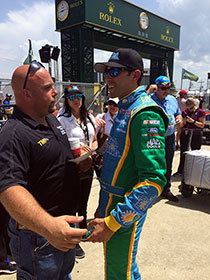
[67,86,80,93]
[110,52,119,61]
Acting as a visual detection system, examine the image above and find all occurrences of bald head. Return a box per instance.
[11,64,58,124]
[11,65,52,105]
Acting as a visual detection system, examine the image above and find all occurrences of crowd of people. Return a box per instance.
[0,48,207,279]
[0,93,14,121]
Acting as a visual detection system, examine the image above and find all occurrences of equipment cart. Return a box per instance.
[179,128,210,197]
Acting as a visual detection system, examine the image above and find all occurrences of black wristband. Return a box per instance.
[193,120,196,124]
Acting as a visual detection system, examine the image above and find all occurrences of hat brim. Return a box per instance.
[94,62,127,73]
[65,90,83,96]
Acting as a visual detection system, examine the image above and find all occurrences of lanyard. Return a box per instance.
[79,121,89,146]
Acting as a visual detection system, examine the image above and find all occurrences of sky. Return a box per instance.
[0,0,210,91]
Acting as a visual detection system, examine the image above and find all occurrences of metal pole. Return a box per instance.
[180,69,183,89]
[53,60,57,81]
[48,60,52,77]
[56,60,59,81]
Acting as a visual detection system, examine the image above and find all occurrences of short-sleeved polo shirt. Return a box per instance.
[151,93,181,136]
[0,106,80,216]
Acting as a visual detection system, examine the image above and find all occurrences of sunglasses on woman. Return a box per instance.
[67,93,83,101]
[23,60,44,89]
[105,67,127,77]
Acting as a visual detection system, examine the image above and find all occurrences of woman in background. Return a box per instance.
[174,98,205,176]
[57,86,97,259]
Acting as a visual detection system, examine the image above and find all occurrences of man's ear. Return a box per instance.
[22,89,32,100]
[133,69,141,83]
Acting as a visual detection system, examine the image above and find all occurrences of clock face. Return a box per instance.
[57,1,69,22]
[139,12,149,30]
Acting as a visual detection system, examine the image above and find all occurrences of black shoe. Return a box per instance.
[75,244,85,259]
[0,259,17,274]
[173,172,182,177]
[161,192,179,202]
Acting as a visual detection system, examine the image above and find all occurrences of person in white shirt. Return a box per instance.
[92,98,119,178]
[177,90,188,113]
[193,95,200,108]
[96,97,119,137]
[57,85,97,259]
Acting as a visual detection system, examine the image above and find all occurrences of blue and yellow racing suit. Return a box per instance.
[99,86,168,280]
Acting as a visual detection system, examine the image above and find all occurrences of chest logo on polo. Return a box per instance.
[37,138,49,146]
[57,125,66,135]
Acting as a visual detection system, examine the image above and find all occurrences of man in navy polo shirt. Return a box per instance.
[0,62,87,279]
[151,76,182,202]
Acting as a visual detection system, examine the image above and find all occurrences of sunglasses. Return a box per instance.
[188,105,194,110]
[159,86,171,91]
[105,67,127,77]
[67,94,83,101]
[23,60,44,89]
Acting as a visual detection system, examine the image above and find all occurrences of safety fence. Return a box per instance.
[0,79,108,117]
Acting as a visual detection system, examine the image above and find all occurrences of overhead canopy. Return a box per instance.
[56,0,180,50]
[55,0,180,82]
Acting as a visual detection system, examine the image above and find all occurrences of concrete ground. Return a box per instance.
[1,146,210,280]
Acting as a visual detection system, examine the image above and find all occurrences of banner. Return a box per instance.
[23,39,33,65]
[182,68,199,81]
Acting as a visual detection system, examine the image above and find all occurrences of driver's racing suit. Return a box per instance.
[98,86,168,280]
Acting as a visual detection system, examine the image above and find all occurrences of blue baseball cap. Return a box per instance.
[6,93,12,97]
[155,76,171,87]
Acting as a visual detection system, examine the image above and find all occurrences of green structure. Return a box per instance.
[55,0,180,83]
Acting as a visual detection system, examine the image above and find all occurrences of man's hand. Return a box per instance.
[45,216,87,251]
[95,118,106,128]
[0,187,87,252]
[176,116,183,128]
[87,218,114,243]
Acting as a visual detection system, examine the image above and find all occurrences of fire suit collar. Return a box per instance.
[118,86,147,108]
